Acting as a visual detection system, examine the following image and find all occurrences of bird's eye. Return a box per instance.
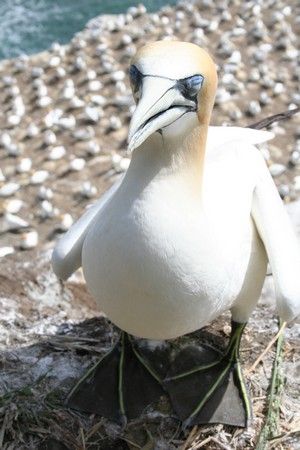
[129,65,143,96]
[177,74,204,100]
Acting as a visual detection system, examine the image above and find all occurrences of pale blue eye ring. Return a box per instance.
[185,74,204,94]
[177,74,204,100]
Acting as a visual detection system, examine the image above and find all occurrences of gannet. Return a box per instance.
[52,41,300,427]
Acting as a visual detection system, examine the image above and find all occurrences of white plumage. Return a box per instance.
[52,41,300,342]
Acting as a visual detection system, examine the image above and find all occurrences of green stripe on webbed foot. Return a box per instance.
[164,321,252,428]
[66,332,166,424]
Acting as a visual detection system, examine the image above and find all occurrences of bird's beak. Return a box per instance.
[128,77,196,152]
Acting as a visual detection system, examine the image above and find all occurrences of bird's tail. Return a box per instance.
[248,107,300,130]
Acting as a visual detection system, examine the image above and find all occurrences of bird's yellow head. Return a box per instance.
[127,41,218,152]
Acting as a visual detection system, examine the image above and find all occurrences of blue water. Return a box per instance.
[0,0,178,60]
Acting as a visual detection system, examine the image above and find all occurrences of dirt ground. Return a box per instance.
[0,249,299,449]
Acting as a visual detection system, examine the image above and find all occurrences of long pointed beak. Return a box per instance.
[128,77,196,152]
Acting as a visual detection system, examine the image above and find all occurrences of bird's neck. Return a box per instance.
[127,124,208,195]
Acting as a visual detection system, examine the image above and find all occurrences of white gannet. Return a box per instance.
[52,41,300,427]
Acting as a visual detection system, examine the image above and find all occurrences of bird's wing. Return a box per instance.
[52,175,124,280]
[250,149,300,322]
[207,126,274,150]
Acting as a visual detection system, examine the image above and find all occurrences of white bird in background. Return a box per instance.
[52,41,300,427]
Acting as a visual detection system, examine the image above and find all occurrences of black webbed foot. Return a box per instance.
[164,321,251,427]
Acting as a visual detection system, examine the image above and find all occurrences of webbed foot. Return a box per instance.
[66,332,166,424]
[164,321,251,428]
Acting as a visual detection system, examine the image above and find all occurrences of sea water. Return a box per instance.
[0,0,178,60]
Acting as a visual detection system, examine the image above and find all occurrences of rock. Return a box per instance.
[247,100,261,116]
[3,198,23,214]
[0,246,14,257]
[16,158,32,173]
[112,154,130,172]
[56,213,73,231]
[80,181,97,198]
[0,182,20,197]
[69,158,86,171]
[43,130,57,146]
[109,116,122,130]
[269,163,286,177]
[37,96,52,108]
[48,146,66,161]
[0,213,29,232]
[20,230,39,249]
[58,115,76,130]
[30,170,49,185]
[39,200,56,219]
[0,132,12,147]
[73,127,95,141]
[86,140,100,155]
[27,123,39,138]
[37,186,53,200]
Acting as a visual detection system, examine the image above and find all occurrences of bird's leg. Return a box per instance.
[164,321,251,428]
[66,331,166,425]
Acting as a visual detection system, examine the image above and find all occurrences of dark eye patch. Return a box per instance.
[129,65,143,93]
[177,74,204,101]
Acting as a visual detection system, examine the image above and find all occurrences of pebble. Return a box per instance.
[273,83,285,96]
[109,116,122,130]
[7,114,21,126]
[269,163,286,177]
[2,213,29,231]
[16,158,32,173]
[43,130,57,146]
[90,95,106,106]
[4,198,24,214]
[6,143,22,157]
[69,158,86,171]
[0,132,12,147]
[86,140,100,155]
[69,96,85,109]
[111,70,126,82]
[0,182,20,197]
[37,96,52,108]
[112,154,130,172]
[290,151,300,166]
[0,247,14,258]
[278,184,290,198]
[31,67,44,78]
[73,127,95,141]
[39,200,56,218]
[27,123,39,138]
[30,170,49,185]
[215,88,231,104]
[86,69,97,80]
[62,84,75,100]
[20,230,39,249]
[247,100,261,116]
[84,106,103,123]
[56,213,73,231]
[48,145,66,161]
[0,169,5,182]
[88,80,102,92]
[80,181,97,198]
[48,55,61,68]
[259,92,271,106]
[294,176,300,192]
[58,115,76,130]
[37,186,53,200]
[44,109,63,127]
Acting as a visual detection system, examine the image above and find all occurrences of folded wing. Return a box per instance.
[52,176,124,280]
[251,150,300,321]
